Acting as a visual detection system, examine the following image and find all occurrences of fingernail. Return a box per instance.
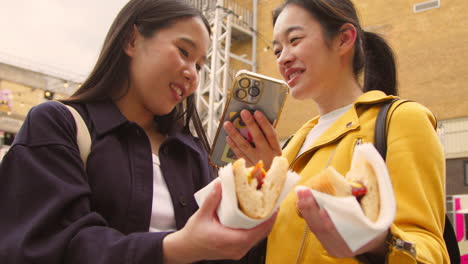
[212,181,221,194]
[241,110,251,120]
[223,121,231,130]
[295,186,308,195]
[254,111,262,119]
[297,190,307,200]
[295,186,311,200]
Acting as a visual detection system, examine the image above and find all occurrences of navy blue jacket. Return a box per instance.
[0,101,245,264]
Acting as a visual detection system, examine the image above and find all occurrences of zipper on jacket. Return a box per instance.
[293,144,340,263]
[355,138,362,148]
[295,225,309,264]
[352,137,362,153]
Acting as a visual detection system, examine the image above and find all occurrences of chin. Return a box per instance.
[152,105,177,116]
[163,106,177,116]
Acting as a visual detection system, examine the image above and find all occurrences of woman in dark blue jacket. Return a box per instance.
[0,1,275,263]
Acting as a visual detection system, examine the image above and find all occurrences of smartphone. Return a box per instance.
[209,70,289,167]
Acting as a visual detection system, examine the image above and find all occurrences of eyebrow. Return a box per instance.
[179,37,207,63]
[272,26,305,46]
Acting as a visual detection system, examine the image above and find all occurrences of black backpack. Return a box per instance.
[376,99,460,264]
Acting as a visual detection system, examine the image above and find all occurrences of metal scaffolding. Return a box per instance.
[188,0,257,142]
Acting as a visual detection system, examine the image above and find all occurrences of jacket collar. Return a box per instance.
[166,124,204,157]
[283,90,397,163]
[85,100,203,156]
[86,100,128,136]
[354,90,397,106]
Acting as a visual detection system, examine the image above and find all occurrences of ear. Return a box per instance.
[124,25,140,57]
[335,23,357,55]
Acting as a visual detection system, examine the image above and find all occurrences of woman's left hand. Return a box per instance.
[296,188,388,258]
[223,110,281,170]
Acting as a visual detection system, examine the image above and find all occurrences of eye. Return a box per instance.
[196,64,202,72]
[290,37,302,44]
[273,49,282,58]
[178,47,189,57]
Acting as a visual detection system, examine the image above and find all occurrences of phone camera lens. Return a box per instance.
[235,89,247,99]
[239,78,250,88]
[248,86,260,97]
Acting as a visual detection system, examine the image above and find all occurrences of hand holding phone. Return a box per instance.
[224,109,283,170]
[209,70,289,167]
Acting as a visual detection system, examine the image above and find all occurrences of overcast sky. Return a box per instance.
[0,0,129,82]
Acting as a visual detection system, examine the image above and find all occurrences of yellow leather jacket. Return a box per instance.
[266,91,449,264]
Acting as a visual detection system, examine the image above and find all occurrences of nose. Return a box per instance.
[183,69,191,80]
[182,66,199,93]
[277,48,294,68]
[183,65,198,83]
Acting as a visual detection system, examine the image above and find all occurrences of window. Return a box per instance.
[413,0,440,13]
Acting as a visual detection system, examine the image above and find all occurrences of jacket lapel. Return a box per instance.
[282,117,319,167]
[285,91,397,168]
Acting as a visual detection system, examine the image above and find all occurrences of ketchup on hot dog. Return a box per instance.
[247,161,267,190]
[349,180,367,201]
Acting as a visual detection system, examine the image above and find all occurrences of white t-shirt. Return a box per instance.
[149,154,176,232]
[297,104,352,157]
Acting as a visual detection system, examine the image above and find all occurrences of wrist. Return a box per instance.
[367,231,389,256]
[355,231,391,263]
[163,231,200,264]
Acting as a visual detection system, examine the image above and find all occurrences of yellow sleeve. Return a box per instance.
[385,101,449,264]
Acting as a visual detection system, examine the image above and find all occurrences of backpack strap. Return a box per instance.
[374,98,460,264]
[374,98,400,159]
[56,101,92,168]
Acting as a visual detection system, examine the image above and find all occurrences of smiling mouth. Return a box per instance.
[170,83,183,97]
[288,70,304,80]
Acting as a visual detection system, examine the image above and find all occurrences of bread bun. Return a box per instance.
[233,156,288,219]
[346,157,380,222]
[308,158,380,222]
[310,167,351,197]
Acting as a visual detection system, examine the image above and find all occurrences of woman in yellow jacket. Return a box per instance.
[224,0,449,263]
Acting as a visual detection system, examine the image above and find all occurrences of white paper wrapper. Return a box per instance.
[195,163,300,229]
[295,143,396,252]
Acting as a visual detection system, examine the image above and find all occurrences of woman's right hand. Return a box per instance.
[295,188,387,258]
[163,181,277,264]
[224,110,282,170]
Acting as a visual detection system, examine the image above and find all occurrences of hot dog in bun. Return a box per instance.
[233,156,288,219]
[310,157,380,222]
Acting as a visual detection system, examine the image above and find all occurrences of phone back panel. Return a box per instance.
[210,70,289,167]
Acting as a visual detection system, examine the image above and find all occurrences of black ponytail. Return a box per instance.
[362,31,398,95]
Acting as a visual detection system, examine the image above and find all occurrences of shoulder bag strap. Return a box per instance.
[56,101,92,168]
[374,98,399,159]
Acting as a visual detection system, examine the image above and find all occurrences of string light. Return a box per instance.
[43,90,54,100]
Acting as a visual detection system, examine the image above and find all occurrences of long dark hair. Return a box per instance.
[273,0,398,95]
[64,0,212,152]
